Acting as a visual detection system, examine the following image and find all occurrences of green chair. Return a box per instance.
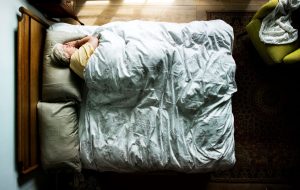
[246,0,300,65]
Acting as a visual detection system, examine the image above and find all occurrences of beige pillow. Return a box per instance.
[42,30,86,102]
[37,101,81,172]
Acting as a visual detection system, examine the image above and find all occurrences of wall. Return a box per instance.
[0,0,45,189]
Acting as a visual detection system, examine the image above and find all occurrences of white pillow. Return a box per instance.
[42,30,85,102]
[37,101,81,172]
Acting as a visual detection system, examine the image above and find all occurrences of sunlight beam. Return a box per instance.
[83,0,175,6]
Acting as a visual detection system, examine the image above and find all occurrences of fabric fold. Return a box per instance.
[259,0,300,44]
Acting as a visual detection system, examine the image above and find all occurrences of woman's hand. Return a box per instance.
[87,36,99,50]
[64,36,99,49]
[65,40,79,48]
[64,40,77,47]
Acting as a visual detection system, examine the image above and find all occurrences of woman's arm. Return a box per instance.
[80,36,99,49]
[65,36,99,49]
[75,36,91,47]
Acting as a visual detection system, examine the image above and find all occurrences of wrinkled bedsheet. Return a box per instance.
[79,20,237,173]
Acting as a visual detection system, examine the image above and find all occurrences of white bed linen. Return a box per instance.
[66,20,238,173]
[259,0,300,44]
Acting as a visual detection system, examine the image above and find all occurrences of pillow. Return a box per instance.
[266,41,298,64]
[37,101,81,172]
[42,30,86,102]
[49,23,99,35]
[283,48,300,64]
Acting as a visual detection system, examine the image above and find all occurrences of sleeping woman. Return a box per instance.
[50,35,99,79]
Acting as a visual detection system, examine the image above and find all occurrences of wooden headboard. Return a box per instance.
[17,7,49,175]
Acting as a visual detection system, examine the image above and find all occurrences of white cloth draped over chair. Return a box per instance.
[259,0,300,44]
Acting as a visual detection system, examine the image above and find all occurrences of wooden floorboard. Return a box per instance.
[74,0,268,25]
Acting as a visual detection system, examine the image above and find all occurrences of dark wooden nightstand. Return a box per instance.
[28,0,84,25]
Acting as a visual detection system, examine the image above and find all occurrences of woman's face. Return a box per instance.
[63,44,77,57]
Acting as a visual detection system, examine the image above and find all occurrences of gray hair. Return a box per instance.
[50,43,70,67]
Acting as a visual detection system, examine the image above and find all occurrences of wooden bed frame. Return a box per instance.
[17,7,49,175]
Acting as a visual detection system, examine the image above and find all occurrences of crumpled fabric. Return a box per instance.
[79,20,237,173]
[259,0,300,44]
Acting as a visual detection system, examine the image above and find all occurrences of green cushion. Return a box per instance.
[266,42,298,64]
[246,19,274,65]
[283,48,300,64]
[252,0,278,20]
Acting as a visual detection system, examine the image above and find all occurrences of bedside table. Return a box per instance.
[29,0,84,25]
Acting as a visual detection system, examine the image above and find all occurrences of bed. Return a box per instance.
[17,7,237,175]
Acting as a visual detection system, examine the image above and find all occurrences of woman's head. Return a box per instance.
[50,43,77,66]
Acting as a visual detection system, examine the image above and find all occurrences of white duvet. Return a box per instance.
[79,20,237,173]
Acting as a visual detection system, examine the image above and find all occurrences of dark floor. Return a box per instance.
[41,169,298,190]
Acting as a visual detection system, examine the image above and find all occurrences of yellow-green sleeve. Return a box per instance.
[70,43,95,79]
